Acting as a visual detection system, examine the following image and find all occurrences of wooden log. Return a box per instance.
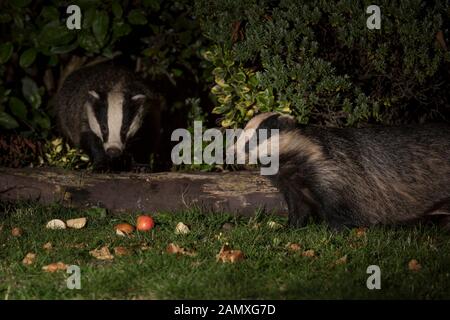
[0,167,287,216]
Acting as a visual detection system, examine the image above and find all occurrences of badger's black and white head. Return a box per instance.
[85,83,147,158]
[229,112,324,175]
[232,112,297,155]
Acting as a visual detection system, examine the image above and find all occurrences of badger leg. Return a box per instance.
[320,201,360,231]
[424,198,450,231]
[80,131,107,171]
[283,187,317,228]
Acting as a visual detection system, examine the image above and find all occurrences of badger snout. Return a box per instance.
[106,147,122,158]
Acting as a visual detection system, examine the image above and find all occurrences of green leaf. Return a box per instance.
[221,118,234,127]
[92,10,109,47]
[212,67,225,77]
[0,42,13,64]
[21,77,41,109]
[102,46,114,58]
[202,50,215,61]
[128,9,147,25]
[172,68,183,77]
[13,13,24,29]
[50,41,79,54]
[233,71,246,83]
[0,87,11,103]
[19,48,37,68]
[39,22,74,46]
[212,105,228,114]
[112,21,131,40]
[255,90,271,111]
[32,110,51,129]
[83,8,96,29]
[112,2,123,18]
[8,97,27,120]
[0,111,19,129]
[78,31,101,53]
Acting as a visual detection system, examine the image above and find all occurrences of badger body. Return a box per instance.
[243,113,450,230]
[56,62,161,171]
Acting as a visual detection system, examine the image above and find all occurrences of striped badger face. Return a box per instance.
[226,112,297,175]
[85,88,147,158]
[233,112,297,156]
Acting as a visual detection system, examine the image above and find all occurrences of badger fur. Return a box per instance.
[240,112,450,230]
[56,62,161,171]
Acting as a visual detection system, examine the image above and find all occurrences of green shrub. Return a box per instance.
[42,137,91,170]
[196,0,450,127]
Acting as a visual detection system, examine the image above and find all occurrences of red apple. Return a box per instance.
[136,215,155,231]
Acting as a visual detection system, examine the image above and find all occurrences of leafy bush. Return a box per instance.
[42,138,91,170]
[0,0,207,136]
[196,0,450,127]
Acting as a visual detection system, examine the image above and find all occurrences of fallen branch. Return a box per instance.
[0,167,287,216]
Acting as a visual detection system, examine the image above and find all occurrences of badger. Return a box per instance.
[56,62,161,171]
[236,112,450,230]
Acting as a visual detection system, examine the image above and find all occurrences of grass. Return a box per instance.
[1,201,450,299]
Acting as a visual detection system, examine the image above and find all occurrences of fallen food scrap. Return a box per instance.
[175,222,190,235]
[302,249,316,258]
[408,259,422,272]
[335,255,348,265]
[166,243,197,257]
[46,219,66,230]
[66,217,87,229]
[216,245,245,263]
[355,227,367,238]
[22,253,36,265]
[11,227,22,237]
[89,246,114,260]
[115,223,135,236]
[286,243,302,252]
[42,262,68,272]
[114,246,131,256]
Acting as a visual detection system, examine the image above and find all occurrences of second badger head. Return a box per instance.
[56,62,161,171]
[85,85,147,159]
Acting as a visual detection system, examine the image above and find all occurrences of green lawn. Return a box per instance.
[1,202,450,299]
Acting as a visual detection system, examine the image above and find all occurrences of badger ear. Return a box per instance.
[277,114,296,130]
[88,90,100,100]
[131,94,146,104]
